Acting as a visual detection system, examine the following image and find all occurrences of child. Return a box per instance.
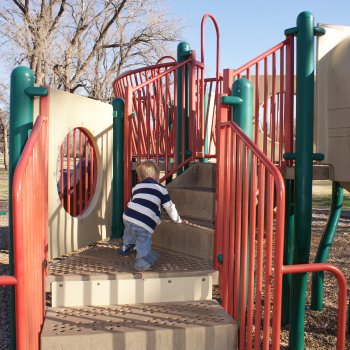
[120,160,183,271]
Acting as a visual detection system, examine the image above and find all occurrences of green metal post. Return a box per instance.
[176,42,191,176]
[285,12,325,349]
[111,98,124,239]
[9,66,35,350]
[231,79,253,138]
[311,182,343,310]
[281,178,294,326]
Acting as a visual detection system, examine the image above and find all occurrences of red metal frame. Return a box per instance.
[120,55,207,203]
[0,91,49,350]
[215,119,346,349]
[223,36,295,168]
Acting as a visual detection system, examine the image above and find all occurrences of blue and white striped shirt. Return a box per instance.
[123,178,181,233]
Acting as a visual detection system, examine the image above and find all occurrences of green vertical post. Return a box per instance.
[281,178,294,325]
[111,98,124,239]
[311,182,343,310]
[9,66,35,350]
[231,78,253,139]
[285,12,325,349]
[176,42,191,175]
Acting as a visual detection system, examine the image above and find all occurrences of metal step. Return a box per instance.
[41,300,236,350]
[47,240,215,307]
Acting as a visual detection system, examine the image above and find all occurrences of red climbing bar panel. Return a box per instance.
[11,92,49,350]
[215,118,286,349]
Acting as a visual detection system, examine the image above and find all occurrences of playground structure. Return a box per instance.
[0,10,349,350]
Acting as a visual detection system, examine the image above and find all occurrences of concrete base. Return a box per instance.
[168,187,215,221]
[47,240,215,307]
[153,219,214,263]
[51,275,212,307]
[41,300,236,350]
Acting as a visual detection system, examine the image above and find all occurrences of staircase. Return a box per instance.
[153,162,216,263]
[41,163,237,349]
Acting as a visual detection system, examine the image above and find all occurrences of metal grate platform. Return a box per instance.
[41,300,236,350]
[48,240,213,281]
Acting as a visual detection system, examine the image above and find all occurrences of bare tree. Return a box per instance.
[0,0,182,101]
[0,82,9,170]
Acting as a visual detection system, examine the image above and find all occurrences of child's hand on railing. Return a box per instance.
[182,219,190,225]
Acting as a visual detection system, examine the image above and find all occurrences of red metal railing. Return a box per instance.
[222,37,295,168]
[215,120,346,349]
[121,54,206,203]
[0,93,49,350]
[58,128,97,217]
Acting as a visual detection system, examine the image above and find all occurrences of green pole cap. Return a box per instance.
[297,11,314,25]
[11,66,34,82]
[112,98,125,111]
[177,42,191,61]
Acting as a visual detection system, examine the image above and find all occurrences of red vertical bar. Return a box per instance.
[239,144,250,350]
[246,154,258,349]
[262,174,274,349]
[254,63,260,145]
[263,58,268,156]
[60,144,64,204]
[165,74,169,176]
[66,131,71,214]
[147,84,151,160]
[279,47,285,167]
[220,126,229,310]
[272,180,286,349]
[124,86,133,206]
[84,138,88,207]
[254,162,266,350]
[79,130,83,213]
[73,129,77,217]
[233,138,243,321]
[227,130,237,316]
[285,36,294,157]
[271,52,276,163]
[182,67,185,163]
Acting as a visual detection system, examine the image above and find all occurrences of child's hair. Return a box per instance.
[136,161,160,181]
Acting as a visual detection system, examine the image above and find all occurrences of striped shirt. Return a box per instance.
[123,178,181,233]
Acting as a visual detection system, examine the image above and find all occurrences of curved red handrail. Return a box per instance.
[201,13,220,81]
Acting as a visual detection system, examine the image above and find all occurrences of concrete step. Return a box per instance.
[41,300,236,350]
[168,187,215,221]
[153,218,214,263]
[47,240,215,307]
[168,162,216,190]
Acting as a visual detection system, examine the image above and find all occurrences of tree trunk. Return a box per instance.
[3,124,8,170]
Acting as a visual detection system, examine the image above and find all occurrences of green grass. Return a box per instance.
[0,168,8,202]
[313,180,350,209]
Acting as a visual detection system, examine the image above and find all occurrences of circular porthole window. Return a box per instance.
[57,128,98,217]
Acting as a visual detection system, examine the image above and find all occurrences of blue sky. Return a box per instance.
[169,1,350,77]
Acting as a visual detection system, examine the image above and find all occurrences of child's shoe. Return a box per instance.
[118,243,135,256]
[134,257,151,271]
[143,250,160,266]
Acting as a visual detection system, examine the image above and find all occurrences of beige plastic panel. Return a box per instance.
[316,24,350,190]
[48,89,113,259]
[51,275,212,307]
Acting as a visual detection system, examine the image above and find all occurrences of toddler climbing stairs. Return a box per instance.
[41,163,237,349]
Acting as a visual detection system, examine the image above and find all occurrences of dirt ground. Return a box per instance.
[0,201,350,349]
